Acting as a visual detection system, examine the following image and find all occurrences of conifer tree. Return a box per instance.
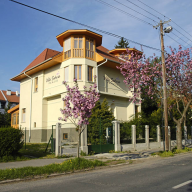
[115,37,129,48]
[88,98,115,144]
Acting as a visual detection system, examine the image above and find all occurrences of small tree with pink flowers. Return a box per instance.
[117,46,192,150]
[59,76,100,157]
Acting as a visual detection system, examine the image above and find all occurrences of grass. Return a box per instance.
[19,143,53,158]
[0,155,31,163]
[0,143,72,163]
[151,147,192,157]
[0,158,105,181]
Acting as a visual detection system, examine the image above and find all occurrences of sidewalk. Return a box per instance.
[0,148,162,170]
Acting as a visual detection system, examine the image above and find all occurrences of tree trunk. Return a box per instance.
[176,122,182,150]
[77,127,81,158]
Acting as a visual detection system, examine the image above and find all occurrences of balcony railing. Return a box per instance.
[73,48,84,58]
[86,49,94,59]
[64,49,94,60]
[64,50,71,59]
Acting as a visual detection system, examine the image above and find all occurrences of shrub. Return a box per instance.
[0,128,24,157]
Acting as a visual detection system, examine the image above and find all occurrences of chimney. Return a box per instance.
[6,90,11,96]
[16,91,19,96]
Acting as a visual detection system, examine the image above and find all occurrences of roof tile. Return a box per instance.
[21,48,61,73]
[96,46,121,63]
[2,90,19,103]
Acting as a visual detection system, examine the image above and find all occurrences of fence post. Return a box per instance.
[184,126,187,146]
[168,126,171,151]
[55,123,61,156]
[81,125,88,154]
[112,120,121,151]
[145,125,149,149]
[131,125,136,151]
[157,125,161,147]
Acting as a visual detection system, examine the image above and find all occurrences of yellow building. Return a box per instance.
[11,29,141,143]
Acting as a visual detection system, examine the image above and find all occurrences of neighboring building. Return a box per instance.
[0,90,20,114]
[7,104,19,129]
[11,29,141,143]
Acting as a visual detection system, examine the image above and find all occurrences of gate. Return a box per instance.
[87,118,114,154]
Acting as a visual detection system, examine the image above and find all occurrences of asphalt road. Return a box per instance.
[1,153,192,192]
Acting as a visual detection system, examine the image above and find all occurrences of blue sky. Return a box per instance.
[0,0,192,92]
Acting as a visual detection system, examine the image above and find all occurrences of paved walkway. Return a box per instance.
[1,144,192,170]
[0,148,162,170]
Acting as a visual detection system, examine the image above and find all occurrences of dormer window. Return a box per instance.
[64,37,71,59]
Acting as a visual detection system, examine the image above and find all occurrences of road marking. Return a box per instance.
[173,180,192,189]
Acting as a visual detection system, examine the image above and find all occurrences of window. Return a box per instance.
[12,113,16,125]
[73,36,83,57]
[17,113,19,124]
[86,38,94,59]
[88,66,93,81]
[64,38,71,59]
[74,36,83,49]
[34,122,36,128]
[74,65,82,80]
[64,66,69,82]
[22,108,26,122]
[34,77,38,92]
[0,102,5,109]
[63,133,68,140]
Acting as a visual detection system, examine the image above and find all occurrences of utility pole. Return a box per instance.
[154,19,172,151]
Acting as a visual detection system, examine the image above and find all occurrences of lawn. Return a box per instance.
[0,143,71,163]
[19,143,54,158]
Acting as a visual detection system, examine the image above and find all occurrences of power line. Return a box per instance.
[125,0,161,20]
[166,34,186,49]
[172,27,192,44]
[98,0,190,48]
[137,0,192,41]
[9,0,161,52]
[171,32,191,47]
[113,0,158,24]
[95,0,154,26]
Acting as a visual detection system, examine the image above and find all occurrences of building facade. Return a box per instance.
[11,29,141,143]
[0,90,19,114]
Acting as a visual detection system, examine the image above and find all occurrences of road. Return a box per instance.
[1,153,192,192]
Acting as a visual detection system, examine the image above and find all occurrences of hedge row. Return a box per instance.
[0,128,24,157]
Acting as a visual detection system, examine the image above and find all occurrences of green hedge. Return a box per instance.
[0,128,24,157]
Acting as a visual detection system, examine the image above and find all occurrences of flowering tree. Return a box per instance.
[117,46,192,150]
[58,76,100,157]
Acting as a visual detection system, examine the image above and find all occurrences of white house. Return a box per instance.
[11,29,141,143]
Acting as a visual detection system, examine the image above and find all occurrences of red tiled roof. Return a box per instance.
[0,91,6,101]
[2,91,19,103]
[96,46,121,63]
[21,48,61,73]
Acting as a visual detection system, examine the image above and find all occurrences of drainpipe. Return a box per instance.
[96,59,107,92]
[23,72,33,142]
